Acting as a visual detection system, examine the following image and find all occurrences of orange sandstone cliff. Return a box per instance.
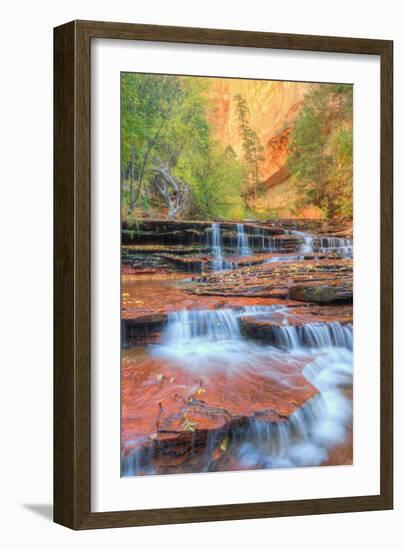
[206,78,322,218]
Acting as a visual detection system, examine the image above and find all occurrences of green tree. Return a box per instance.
[176,144,246,220]
[121,74,181,212]
[286,84,353,218]
[234,94,264,207]
[121,73,247,220]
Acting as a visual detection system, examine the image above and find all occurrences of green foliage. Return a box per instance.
[234,94,265,205]
[286,84,353,218]
[121,73,247,220]
[177,145,247,220]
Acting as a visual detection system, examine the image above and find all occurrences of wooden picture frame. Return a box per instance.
[54,19,393,529]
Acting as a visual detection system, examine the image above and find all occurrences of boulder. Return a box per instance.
[289,282,352,304]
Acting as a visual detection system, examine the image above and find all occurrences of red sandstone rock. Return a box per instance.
[121,273,298,321]
[186,259,352,301]
[121,351,318,472]
[240,305,352,343]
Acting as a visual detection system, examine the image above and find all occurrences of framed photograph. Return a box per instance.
[54,20,393,529]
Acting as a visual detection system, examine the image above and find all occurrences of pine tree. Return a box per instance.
[234,94,264,206]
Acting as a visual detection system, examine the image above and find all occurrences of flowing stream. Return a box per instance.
[123,305,353,475]
[287,229,353,258]
[122,220,353,476]
[236,223,252,256]
[209,223,294,271]
[208,223,353,273]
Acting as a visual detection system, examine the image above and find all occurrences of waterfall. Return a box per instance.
[269,322,353,351]
[318,236,353,258]
[122,219,354,477]
[164,308,241,342]
[286,229,353,258]
[236,223,251,255]
[234,346,352,470]
[251,226,289,252]
[209,222,294,266]
[210,223,224,271]
[156,308,352,353]
[124,304,353,476]
[300,233,314,253]
[162,305,285,345]
[288,229,314,253]
[254,226,266,250]
[253,226,270,251]
[239,304,285,315]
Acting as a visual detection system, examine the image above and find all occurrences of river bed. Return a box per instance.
[121,220,353,476]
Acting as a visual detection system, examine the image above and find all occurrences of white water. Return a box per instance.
[157,305,285,362]
[269,321,353,351]
[208,223,323,270]
[287,229,353,258]
[236,223,252,255]
[235,346,352,469]
[122,222,354,476]
[210,222,254,271]
[289,229,314,253]
[137,306,353,472]
[318,236,353,258]
[210,223,225,271]
[265,254,305,264]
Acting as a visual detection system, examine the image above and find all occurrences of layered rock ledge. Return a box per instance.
[186,259,353,304]
[121,351,318,475]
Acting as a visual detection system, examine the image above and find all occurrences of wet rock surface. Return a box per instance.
[186,259,352,302]
[121,350,318,474]
[240,305,353,346]
[121,219,354,475]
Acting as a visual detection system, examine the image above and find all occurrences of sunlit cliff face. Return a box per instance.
[206,78,314,186]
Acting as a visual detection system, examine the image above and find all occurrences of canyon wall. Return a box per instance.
[207,78,314,186]
[206,78,323,217]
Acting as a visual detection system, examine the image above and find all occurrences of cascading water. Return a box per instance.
[236,223,252,255]
[156,305,285,362]
[209,222,255,271]
[269,321,353,351]
[253,226,267,250]
[164,308,242,342]
[210,223,225,271]
[318,236,353,258]
[207,223,345,270]
[288,229,314,253]
[122,219,353,478]
[121,305,353,474]
[285,229,353,258]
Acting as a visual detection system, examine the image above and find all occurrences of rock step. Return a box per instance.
[122,219,290,246]
[122,314,167,346]
[123,219,286,235]
[187,259,352,304]
[263,218,353,239]
[122,304,352,346]
[122,244,210,256]
[240,307,352,347]
[121,352,317,475]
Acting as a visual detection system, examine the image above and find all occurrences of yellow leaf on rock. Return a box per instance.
[219,437,229,452]
[181,416,196,432]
